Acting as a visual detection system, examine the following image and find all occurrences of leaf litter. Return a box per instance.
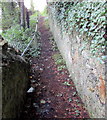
[20,17,90,119]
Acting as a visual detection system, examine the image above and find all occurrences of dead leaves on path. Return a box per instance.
[23,19,90,119]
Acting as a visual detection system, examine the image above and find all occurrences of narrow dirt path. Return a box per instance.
[21,17,90,119]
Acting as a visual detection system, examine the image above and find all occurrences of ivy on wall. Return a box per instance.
[48,1,106,62]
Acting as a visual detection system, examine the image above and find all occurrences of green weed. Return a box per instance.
[52,53,66,71]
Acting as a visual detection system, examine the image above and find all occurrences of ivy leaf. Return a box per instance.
[68,98,72,102]
[63,81,71,86]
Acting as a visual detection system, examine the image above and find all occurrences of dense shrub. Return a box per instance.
[2,12,40,57]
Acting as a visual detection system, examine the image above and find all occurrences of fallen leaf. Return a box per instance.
[72,92,77,96]
[66,108,71,112]
[63,81,71,86]
[30,80,36,83]
[75,110,80,113]
[40,68,43,71]
[29,76,32,78]
[68,98,72,102]
[47,100,51,103]
[88,87,95,92]
[42,86,46,88]
[56,93,63,97]
[40,99,46,104]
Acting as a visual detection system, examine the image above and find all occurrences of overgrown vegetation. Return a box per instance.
[50,36,58,51]
[50,36,66,71]
[1,2,20,30]
[52,53,67,71]
[49,1,106,62]
[2,13,40,57]
[41,6,49,29]
[30,12,39,28]
[1,2,40,58]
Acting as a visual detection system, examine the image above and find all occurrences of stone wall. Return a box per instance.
[2,42,29,119]
[48,11,106,118]
[0,36,2,119]
[47,0,106,2]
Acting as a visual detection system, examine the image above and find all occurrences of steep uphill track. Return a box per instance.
[21,16,90,119]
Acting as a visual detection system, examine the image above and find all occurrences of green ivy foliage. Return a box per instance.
[30,12,39,28]
[2,25,33,51]
[2,12,40,57]
[49,1,106,61]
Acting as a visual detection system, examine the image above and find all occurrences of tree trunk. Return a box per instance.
[20,1,25,29]
[26,8,30,28]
